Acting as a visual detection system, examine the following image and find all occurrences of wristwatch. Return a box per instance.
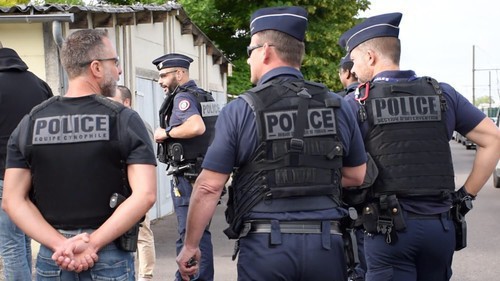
[166,127,172,138]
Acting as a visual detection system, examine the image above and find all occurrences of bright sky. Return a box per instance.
[358,0,500,105]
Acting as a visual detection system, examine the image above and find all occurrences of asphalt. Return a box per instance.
[150,203,237,281]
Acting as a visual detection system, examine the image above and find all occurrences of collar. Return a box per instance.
[258,66,304,85]
[372,70,418,83]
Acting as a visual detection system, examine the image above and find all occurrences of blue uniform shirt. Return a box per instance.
[344,70,486,214]
[203,66,367,220]
[166,80,202,131]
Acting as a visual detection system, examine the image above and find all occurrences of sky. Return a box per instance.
[358,0,500,105]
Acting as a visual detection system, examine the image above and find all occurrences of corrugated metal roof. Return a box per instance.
[0,3,181,14]
[0,3,228,65]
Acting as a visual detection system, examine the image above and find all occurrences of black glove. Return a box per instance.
[452,186,475,205]
[452,186,475,216]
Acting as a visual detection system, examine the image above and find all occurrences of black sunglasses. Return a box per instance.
[246,45,264,57]
[79,56,120,67]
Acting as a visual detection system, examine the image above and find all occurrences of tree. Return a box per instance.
[177,0,370,96]
[474,95,496,106]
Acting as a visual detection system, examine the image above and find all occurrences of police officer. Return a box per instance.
[337,55,359,97]
[339,56,367,281]
[339,13,500,281]
[177,6,367,281]
[337,52,366,281]
[152,53,216,281]
[2,29,157,280]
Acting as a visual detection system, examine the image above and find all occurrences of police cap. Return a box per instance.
[339,12,402,53]
[339,54,353,68]
[250,6,308,42]
[152,53,193,71]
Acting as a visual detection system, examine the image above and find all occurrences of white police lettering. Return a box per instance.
[264,108,336,140]
[371,96,441,125]
[200,101,222,117]
[32,115,110,144]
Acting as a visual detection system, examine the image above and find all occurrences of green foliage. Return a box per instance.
[227,57,252,98]
[0,0,30,5]
[474,95,495,106]
[42,0,86,4]
[177,0,370,95]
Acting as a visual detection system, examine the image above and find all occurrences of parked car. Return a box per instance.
[455,131,476,149]
[493,111,500,188]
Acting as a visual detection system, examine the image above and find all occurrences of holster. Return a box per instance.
[157,142,168,164]
[340,207,360,273]
[116,224,140,252]
[451,205,467,251]
[109,193,141,252]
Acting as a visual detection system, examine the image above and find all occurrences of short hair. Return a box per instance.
[256,29,305,67]
[340,61,354,72]
[60,29,109,79]
[358,37,401,65]
[116,85,132,106]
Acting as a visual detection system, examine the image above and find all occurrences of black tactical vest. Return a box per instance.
[224,78,343,238]
[360,77,455,198]
[25,95,127,229]
[162,86,218,170]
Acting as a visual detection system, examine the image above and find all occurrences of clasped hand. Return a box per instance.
[51,233,99,273]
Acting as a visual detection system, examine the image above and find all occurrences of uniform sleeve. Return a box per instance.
[336,98,367,167]
[121,110,157,166]
[169,92,200,127]
[441,83,486,138]
[6,115,31,169]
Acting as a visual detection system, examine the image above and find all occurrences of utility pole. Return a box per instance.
[472,45,475,105]
[472,44,500,110]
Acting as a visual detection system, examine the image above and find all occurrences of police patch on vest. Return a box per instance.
[200,101,221,117]
[264,108,336,140]
[32,115,110,144]
[371,96,441,125]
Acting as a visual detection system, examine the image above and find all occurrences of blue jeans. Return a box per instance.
[36,229,135,281]
[0,179,33,280]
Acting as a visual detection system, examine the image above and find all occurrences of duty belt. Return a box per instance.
[231,220,340,260]
[247,220,341,235]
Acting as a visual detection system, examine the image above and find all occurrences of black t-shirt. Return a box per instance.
[6,95,157,169]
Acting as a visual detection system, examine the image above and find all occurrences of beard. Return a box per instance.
[168,81,179,94]
[100,71,118,97]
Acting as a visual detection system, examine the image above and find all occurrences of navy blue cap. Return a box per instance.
[152,53,193,70]
[339,54,352,68]
[250,6,308,42]
[339,12,402,53]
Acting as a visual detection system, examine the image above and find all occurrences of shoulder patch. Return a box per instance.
[178,99,191,111]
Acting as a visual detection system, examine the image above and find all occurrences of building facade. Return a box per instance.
[0,3,230,219]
